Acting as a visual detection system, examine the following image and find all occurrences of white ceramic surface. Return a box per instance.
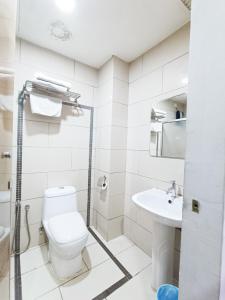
[132,188,183,290]
[132,188,183,228]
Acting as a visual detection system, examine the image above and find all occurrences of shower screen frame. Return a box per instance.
[14,90,94,300]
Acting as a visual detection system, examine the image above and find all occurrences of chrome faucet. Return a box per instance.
[167,180,177,202]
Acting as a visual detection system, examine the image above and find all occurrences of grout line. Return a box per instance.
[88,227,132,300]
[92,277,129,300]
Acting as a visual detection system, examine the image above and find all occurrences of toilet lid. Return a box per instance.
[0,226,5,238]
[48,212,88,244]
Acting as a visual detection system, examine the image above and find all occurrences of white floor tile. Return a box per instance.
[86,233,97,247]
[60,260,124,300]
[116,246,152,276]
[10,245,48,278]
[83,243,110,269]
[36,288,62,300]
[107,265,156,300]
[105,235,134,255]
[21,245,48,274]
[21,264,60,300]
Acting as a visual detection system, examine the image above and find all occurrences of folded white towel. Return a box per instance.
[30,95,62,117]
[34,73,71,91]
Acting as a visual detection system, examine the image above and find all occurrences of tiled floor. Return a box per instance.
[11,229,155,300]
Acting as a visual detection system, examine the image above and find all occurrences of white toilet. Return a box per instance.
[42,186,89,279]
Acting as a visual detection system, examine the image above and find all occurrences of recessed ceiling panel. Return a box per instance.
[17,0,190,68]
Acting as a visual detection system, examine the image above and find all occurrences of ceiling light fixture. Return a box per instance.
[55,0,75,14]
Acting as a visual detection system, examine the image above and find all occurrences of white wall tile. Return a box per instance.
[113,79,129,105]
[98,58,113,85]
[113,57,129,82]
[47,170,88,191]
[124,194,138,222]
[74,61,98,87]
[21,173,48,200]
[0,146,12,173]
[71,149,89,170]
[95,103,112,128]
[47,148,71,172]
[93,189,108,218]
[95,148,111,172]
[126,150,139,174]
[20,40,74,79]
[95,79,113,107]
[127,125,150,151]
[72,81,94,107]
[76,190,88,212]
[110,150,127,173]
[163,54,189,92]
[61,105,90,127]
[108,194,124,219]
[20,197,43,226]
[95,126,111,149]
[49,124,89,149]
[129,56,142,83]
[128,99,151,127]
[0,117,12,146]
[111,126,127,149]
[111,103,128,127]
[0,0,16,20]
[138,151,184,185]
[143,24,190,76]
[108,216,124,240]
[129,69,162,104]
[23,120,48,147]
[22,147,70,173]
[109,173,126,196]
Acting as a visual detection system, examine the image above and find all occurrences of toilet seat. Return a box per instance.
[48,211,88,244]
[44,211,89,259]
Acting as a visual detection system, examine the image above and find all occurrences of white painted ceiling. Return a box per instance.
[17,0,190,68]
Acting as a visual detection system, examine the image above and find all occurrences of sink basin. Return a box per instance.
[132,188,183,290]
[132,188,183,228]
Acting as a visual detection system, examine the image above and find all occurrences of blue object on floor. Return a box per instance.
[157,284,179,300]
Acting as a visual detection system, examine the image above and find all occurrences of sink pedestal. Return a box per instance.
[152,221,175,290]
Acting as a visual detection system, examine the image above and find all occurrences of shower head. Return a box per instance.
[180,0,191,10]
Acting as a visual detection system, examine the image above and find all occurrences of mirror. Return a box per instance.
[150,93,187,159]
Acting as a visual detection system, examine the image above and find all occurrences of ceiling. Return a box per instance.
[17,0,190,69]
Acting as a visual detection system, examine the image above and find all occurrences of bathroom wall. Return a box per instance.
[13,39,98,249]
[93,57,129,241]
[179,1,225,299]
[0,1,17,299]
[124,23,190,279]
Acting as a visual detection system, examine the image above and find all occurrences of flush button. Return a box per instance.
[192,199,199,213]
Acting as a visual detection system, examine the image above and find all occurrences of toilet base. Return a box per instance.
[49,247,82,279]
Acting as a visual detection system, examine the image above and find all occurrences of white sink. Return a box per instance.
[132,188,183,290]
[132,188,183,228]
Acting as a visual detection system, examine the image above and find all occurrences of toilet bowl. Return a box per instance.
[42,186,89,279]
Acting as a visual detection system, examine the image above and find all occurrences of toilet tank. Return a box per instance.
[43,186,77,221]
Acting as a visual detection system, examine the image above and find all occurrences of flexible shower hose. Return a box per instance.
[11,203,31,255]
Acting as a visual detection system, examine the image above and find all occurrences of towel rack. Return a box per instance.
[21,80,81,105]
